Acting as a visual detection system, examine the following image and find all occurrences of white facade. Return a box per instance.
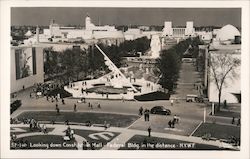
[124,28,145,40]
[11,46,44,93]
[162,21,195,38]
[85,15,117,32]
[150,34,161,58]
[216,24,240,41]
[196,31,213,42]
[25,16,125,45]
[208,44,241,103]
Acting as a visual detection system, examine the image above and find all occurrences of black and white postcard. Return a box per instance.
[1,0,249,159]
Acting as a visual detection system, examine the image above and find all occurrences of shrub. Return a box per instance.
[10,100,22,114]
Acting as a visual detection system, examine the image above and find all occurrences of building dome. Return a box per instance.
[216,24,240,41]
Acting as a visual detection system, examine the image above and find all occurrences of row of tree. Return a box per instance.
[44,37,151,83]
[157,37,203,92]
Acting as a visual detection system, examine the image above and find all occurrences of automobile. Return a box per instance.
[186,94,198,102]
[150,106,171,115]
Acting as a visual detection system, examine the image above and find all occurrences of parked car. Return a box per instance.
[186,94,198,102]
[150,106,171,115]
[186,94,204,103]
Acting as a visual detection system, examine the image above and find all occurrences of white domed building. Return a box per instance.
[216,24,240,41]
[207,24,241,104]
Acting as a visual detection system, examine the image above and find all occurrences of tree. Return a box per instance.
[61,48,87,81]
[157,50,180,92]
[209,52,240,112]
[44,47,60,78]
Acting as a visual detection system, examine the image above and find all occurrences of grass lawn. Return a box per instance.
[134,91,170,101]
[17,111,139,127]
[11,135,77,150]
[87,86,127,94]
[119,135,227,150]
[192,123,240,140]
[74,129,120,150]
[213,111,240,118]
[10,127,54,135]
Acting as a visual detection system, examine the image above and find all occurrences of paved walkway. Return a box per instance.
[11,123,238,150]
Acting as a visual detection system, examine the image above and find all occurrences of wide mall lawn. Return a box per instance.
[192,123,240,140]
[11,135,77,150]
[119,135,227,150]
[17,111,139,127]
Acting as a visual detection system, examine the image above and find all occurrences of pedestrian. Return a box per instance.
[168,120,172,128]
[104,121,108,130]
[148,126,151,137]
[56,108,60,114]
[173,115,177,123]
[29,122,32,130]
[43,124,47,134]
[55,103,58,109]
[70,129,74,139]
[171,99,174,106]
[88,102,91,108]
[237,118,241,126]
[144,109,148,121]
[97,103,101,109]
[65,120,69,125]
[147,110,150,121]
[144,110,147,121]
[62,98,65,105]
[176,115,180,123]
[46,95,49,101]
[30,92,32,98]
[82,141,88,150]
[74,104,77,112]
[232,117,235,124]
[55,96,58,102]
[90,104,93,109]
[139,107,143,116]
[172,120,175,128]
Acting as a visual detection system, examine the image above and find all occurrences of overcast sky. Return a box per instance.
[11,8,241,27]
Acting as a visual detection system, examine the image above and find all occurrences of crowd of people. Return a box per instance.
[168,115,180,128]
[64,126,75,141]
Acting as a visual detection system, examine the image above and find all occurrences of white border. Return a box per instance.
[1,1,249,159]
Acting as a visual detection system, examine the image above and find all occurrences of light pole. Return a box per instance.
[203,105,206,123]
[212,102,215,115]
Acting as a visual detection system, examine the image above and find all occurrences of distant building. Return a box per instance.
[162,21,195,38]
[200,24,241,103]
[24,15,124,45]
[124,28,145,40]
[208,44,241,103]
[215,24,241,42]
[11,46,44,93]
[195,31,213,43]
